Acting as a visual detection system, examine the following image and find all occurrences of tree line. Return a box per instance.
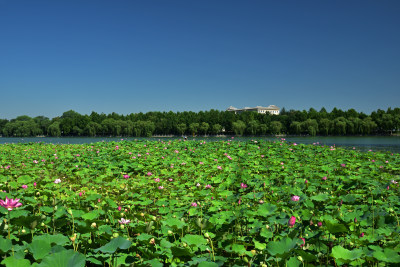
[0,107,399,137]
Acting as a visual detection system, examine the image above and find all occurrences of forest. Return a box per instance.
[0,107,399,137]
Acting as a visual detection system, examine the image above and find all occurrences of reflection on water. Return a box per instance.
[1,136,400,153]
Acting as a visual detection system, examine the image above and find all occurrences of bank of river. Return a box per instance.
[1,136,400,153]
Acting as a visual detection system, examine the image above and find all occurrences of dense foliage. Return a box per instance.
[1,107,400,137]
[0,139,399,266]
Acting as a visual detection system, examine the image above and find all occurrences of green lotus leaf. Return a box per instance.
[310,194,329,202]
[33,234,70,246]
[38,249,85,267]
[331,246,363,261]
[257,203,277,217]
[373,248,400,263]
[1,256,31,267]
[266,237,298,257]
[93,236,131,254]
[181,234,207,248]
[162,217,184,230]
[0,237,12,253]
[28,239,52,260]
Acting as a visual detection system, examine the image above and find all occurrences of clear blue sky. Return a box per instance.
[1,0,399,119]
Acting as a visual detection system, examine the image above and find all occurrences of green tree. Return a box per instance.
[189,123,200,136]
[301,119,318,136]
[211,124,221,135]
[270,121,282,135]
[176,123,187,135]
[259,124,268,135]
[290,121,302,135]
[48,122,61,137]
[232,120,246,136]
[248,120,259,135]
[199,122,209,136]
[319,118,331,135]
[333,117,347,135]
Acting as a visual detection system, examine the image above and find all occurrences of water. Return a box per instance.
[1,136,400,153]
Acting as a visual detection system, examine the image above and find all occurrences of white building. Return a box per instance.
[226,105,280,115]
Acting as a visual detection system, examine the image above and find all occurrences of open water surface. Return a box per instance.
[0,136,400,153]
[1,136,400,153]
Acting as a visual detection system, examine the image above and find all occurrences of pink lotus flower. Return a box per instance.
[0,197,22,211]
[123,174,130,179]
[154,178,160,182]
[191,202,197,207]
[205,184,212,189]
[288,216,296,228]
[318,222,322,227]
[33,182,37,187]
[300,238,305,247]
[147,172,152,176]
[322,176,327,181]
[291,195,300,202]
[158,186,164,190]
[240,183,248,188]
[359,232,364,237]
[22,185,28,189]
[54,179,61,184]
[118,218,131,224]
[217,166,222,170]
[118,206,122,211]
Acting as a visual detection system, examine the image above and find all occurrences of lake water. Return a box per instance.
[1,136,400,153]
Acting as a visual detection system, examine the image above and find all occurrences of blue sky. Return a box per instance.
[1,0,399,119]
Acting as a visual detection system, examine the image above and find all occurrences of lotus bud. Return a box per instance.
[251,250,256,255]
[152,216,156,221]
[41,222,45,227]
[204,232,210,238]
[168,230,173,235]
[266,225,270,229]
[182,242,187,247]
[140,213,145,217]
[120,213,124,217]
[21,229,26,234]
[70,233,77,242]
[113,233,119,238]
[149,238,155,245]
[120,225,125,229]
[297,256,303,262]
[67,209,73,215]
[91,222,97,228]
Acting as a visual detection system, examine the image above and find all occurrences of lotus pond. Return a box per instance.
[0,139,399,266]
